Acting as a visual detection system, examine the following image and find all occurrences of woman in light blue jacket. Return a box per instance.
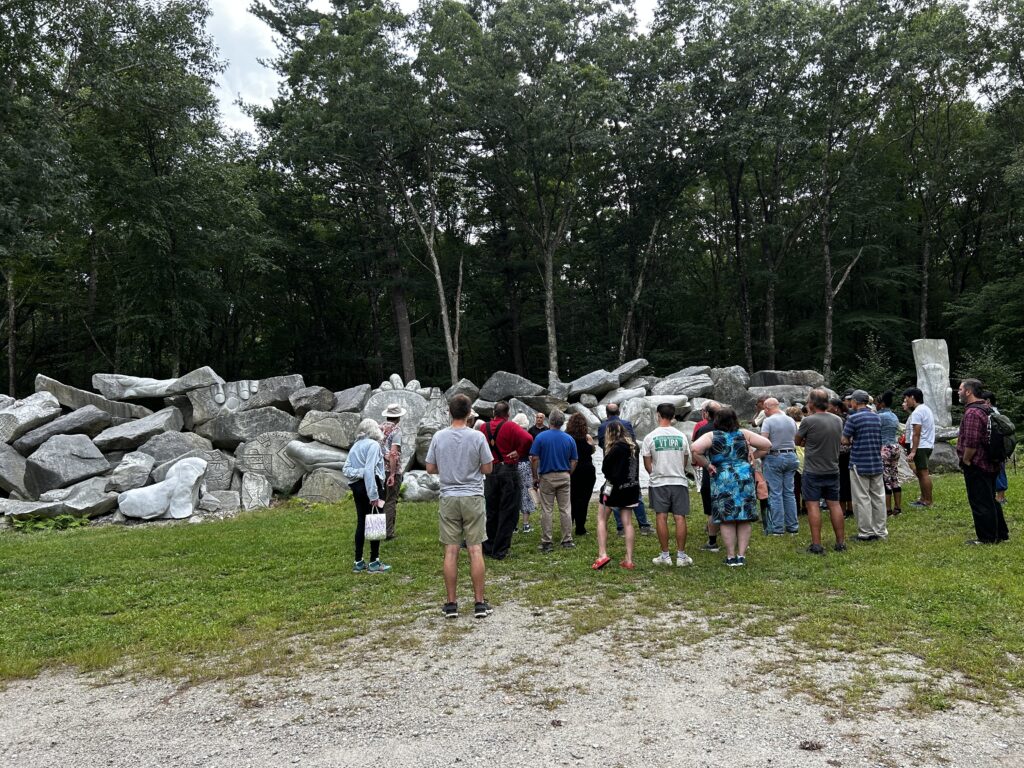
[343,419,392,573]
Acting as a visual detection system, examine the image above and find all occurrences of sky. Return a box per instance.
[208,0,656,134]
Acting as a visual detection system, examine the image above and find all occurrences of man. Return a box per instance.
[796,388,847,554]
[751,396,768,430]
[902,387,935,507]
[597,402,654,536]
[481,401,534,560]
[642,403,694,566]
[842,389,887,542]
[379,403,406,540]
[760,397,799,536]
[957,379,1009,544]
[529,409,578,552]
[528,412,547,439]
[425,394,495,619]
[693,400,721,551]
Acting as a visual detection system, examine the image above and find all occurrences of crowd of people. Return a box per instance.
[343,378,1012,619]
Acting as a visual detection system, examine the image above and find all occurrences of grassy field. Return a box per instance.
[0,473,1021,710]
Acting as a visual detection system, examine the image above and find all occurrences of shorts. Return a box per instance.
[438,495,486,546]
[802,471,840,503]
[649,485,690,516]
[913,448,932,471]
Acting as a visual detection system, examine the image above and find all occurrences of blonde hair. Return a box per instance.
[785,406,803,422]
[603,420,635,452]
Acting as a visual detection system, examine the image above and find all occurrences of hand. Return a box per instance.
[533,479,540,489]
[507,450,519,461]
[908,449,916,460]
[374,499,386,509]
[386,474,396,487]
[707,465,717,476]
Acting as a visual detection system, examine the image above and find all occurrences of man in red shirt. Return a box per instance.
[481,401,534,559]
[957,378,1009,544]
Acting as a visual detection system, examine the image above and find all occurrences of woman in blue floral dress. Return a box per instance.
[691,407,772,566]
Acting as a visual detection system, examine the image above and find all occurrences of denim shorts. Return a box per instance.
[801,471,840,503]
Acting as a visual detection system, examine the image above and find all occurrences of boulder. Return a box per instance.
[93,407,185,452]
[0,499,65,520]
[25,434,109,497]
[298,411,362,450]
[40,476,117,518]
[478,371,545,402]
[118,457,207,520]
[566,403,601,435]
[193,406,300,450]
[516,394,570,414]
[686,397,712,422]
[361,389,428,472]
[566,369,619,399]
[623,376,658,393]
[187,375,306,425]
[612,358,649,384]
[297,468,349,504]
[471,399,495,420]
[198,489,241,515]
[136,431,213,464]
[92,366,223,400]
[749,370,825,388]
[444,378,479,402]
[746,385,814,406]
[621,398,658,442]
[0,392,62,443]
[34,374,153,420]
[642,394,691,412]
[665,365,712,379]
[547,371,570,401]
[332,383,372,413]
[710,365,750,388]
[930,442,960,474]
[283,440,348,474]
[289,386,335,417]
[105,451,156,493]
[0,444,29,498]
[415,431,434,467]
[579,394,598,408]
[508,398,538,423]
[388,373,405,390]
[713,370,759,421]
[913,339,954,428]
[150,449,234,491]
[415,394,450,466]
[401,469,441,502]
[12,405,112,455]
[241,472,273,511]
[163,394,195,431]
[599,387,646,407]
[651,374,715,398]
[235,431,305,494]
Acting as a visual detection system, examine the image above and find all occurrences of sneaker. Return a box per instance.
[806,544,825,555]
[652,553,672,566]
[892,507,902,516]
[855,534,878,542]
[700,542,720,553]
[352,559,367,573]
[639,525,655,536]
[539,542,554,553]
[724,556,739,566]
[474,601,494,619]
[910,500,931,508]
[965,538,985,545]
[367,559,391,573]
[442,602,458,619]
[765,532,784,537]
[834,541,848,552]
[735,556,746,566]
[676,553,694,567]
[561,540,576,549]
[522,524,533,533]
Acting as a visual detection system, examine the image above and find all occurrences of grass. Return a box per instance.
[0,474,1022,711]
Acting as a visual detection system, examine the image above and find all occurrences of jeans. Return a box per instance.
[763,452,799,533]
[614,497,650,531]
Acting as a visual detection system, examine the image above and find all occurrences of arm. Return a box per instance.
[530,454,540,485]
[742,429,772,460]
[909,423,921,457]
[569,459,577,473]
[643,455,653,474]
[425,462,438,475]
[364,444,382,504]
[690,433,716,473]
[480,461,493,475]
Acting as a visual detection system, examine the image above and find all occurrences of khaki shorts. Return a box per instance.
[439,495,487,546]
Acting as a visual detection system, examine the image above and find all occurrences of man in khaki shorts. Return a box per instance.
[426,394,495,619]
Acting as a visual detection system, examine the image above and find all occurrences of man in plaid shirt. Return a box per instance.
[957,378,1009,544]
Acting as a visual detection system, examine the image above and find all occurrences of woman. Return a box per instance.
[566,412,597,536]
[512,413,537,532]
[829,397,854,518]
[342,419,392,573]
[786,405,805,516]
[592,421,641,570]
[877,391,903,516]
[691,407,772,566]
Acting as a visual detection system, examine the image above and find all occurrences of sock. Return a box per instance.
[677,550,686,560]
[661,550,670,559]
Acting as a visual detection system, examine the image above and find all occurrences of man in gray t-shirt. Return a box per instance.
[761,398,799,535]
[425,394,495,620]
[795,389,847,554]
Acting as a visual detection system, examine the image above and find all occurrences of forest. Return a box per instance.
[1,0,1022,401]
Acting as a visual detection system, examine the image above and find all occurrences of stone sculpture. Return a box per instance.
[105,451,156,493]
[360,389,427,472]
[118,457,207,520]
[0,391,62,443]
[93,407,185,452]
[187,375,304,425]
[92,366,223,400]
[241,472,273,510]
[13,405,112,456]
[913,338,953,427]
[283,440,348,473]
[297,468,348,504]
[35,374,153,420]
[236,431,305,494]
[25,434,110,497]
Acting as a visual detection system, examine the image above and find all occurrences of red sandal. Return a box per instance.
[619,560,635,570]
[591,555,611,570]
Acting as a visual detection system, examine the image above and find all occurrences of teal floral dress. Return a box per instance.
[709,430,759,524]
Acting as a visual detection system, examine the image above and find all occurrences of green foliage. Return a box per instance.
[11,514,90,533]
[956,342,1024,425]
[833,333,906,399]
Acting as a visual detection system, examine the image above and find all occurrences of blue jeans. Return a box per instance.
[614,497,650,530]
[763,452,799,533]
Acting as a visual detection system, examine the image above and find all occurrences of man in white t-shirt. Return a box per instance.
[642,402,694,567]
[902,387,935,507]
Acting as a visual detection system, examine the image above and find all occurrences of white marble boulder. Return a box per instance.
[443,378,479,402]
[35,374,153,420]
[612,358,649,384]
[25,434,110,497]
[599,387,646,407]
[297,411,362,450]
[508,398,538,423]
[0,392,62,443]
[913,339,953,427]
[118,457,207,520]
[401,470,441,502]
[0,499,65,520]
[748,370,825,388]
[297,468,348,504]
[186,374,305,425]
[92,366,223,400]
[93,407,185,452]
[283,439,348,473]
[566,369,619,399]
[621,398,658,442]
[136,431,213,464]
[105,451,156,493]
[193,406,300,450]
[746,384,815,406]
[12,405,112,456]
[40,476,118,517]
[150,448,235,492]
[651,374,715,398]
[712,369,758,421]
[566,403,601,435]
[198,489,241,515]
[241,472,272,511]
[235,431,305,494]
[516,394,570,414]
[360,389,427,472]
[0,443,29,497]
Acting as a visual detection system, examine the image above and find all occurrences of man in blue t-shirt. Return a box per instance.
[842,389,887,541]
[597,403,653,536]
[529,409,578,552]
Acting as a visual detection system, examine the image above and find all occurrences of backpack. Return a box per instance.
[988,410,1017,463]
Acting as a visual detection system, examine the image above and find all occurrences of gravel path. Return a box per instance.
[1,603,1020,768]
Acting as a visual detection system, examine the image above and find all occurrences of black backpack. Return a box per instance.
[988,409,1017,464]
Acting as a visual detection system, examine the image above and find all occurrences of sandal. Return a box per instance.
[619,560,635,570]
[591,555,611,570]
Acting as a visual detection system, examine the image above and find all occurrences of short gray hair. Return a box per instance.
[548,409,565,429]
[512,413,530,429]
[356,418,383,442]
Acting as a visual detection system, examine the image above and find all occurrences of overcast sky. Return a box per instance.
[208,0,656,134]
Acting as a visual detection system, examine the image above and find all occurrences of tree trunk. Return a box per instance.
[543,241,559,377]
[765,275,776,370]
[617,219,660,366]
[726,166,753,372]
[919,234,930,339]
[822,199,835,384]
[387,251,416,383]
[7,271,15,397]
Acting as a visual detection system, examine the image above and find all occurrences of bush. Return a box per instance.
[956,342,1024,426]
[834,333,906,402]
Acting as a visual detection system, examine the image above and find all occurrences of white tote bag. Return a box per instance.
[896,448,917,486]
[364,511,387,541]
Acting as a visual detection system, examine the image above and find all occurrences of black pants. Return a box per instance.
[483,463,520,559]
[963,465,1009,543]
[570,468,596,535]
[352,478,385,562]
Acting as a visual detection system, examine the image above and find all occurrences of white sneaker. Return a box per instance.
[676,553,694,567]
[651,553,672,566]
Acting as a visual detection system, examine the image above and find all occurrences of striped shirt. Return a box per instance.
[843,408,884,475]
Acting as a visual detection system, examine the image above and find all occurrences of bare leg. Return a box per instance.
[622,506,635,564]
[720,523,738,558]
[656,512,670,551]
[737,521,752,557]
[893,489,902,510]
[827,500,846,544]
[806,500,823,546]
[675,514,687,551]
[467,544,486,603]
[919,469,933,505]
[597,504,610,559]
[443,545,460,603]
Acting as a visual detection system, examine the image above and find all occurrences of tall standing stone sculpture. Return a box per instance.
[912,338,953,427]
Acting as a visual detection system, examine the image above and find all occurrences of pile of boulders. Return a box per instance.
[3,359,954,527]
